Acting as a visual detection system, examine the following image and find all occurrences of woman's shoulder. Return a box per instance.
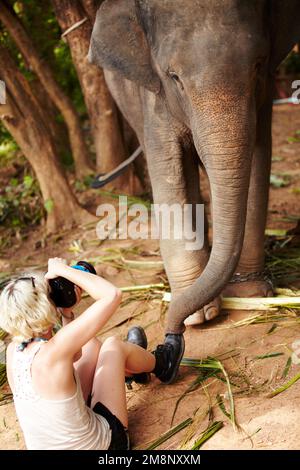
[35,337,73,369]
[6,341,15,362]
[5,341,16,391]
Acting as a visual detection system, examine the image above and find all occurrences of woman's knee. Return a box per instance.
[97,336,126,369]
[101,336,124,353]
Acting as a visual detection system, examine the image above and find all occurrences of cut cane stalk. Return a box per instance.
[162,292,300,310]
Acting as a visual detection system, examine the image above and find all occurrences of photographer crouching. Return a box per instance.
[0,257,172,450]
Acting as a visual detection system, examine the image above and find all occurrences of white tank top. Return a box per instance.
[12,342,112,450]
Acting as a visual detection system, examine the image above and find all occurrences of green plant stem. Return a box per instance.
[191,421,224,450]
[141,417,193,450]
[268,372,300,398]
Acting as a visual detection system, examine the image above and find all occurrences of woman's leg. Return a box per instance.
[74,338,101,402]
[91,336,155,427]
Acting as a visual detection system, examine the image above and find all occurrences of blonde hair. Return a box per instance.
[0,271,59,342]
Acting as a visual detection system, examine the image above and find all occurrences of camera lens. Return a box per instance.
[48,260,96,308]
[48,277,77,308]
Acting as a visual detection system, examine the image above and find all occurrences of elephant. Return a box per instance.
[88,0,300,382]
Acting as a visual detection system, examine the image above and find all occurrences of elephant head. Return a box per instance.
[88,0,300,325]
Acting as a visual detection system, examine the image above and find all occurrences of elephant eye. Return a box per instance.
[169,71,179,81]
[168,70,184,90]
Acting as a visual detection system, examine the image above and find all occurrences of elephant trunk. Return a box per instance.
[166,95,256,334]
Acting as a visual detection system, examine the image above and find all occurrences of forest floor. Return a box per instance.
[1,104,300,450]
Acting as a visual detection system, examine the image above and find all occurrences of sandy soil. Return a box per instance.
[0,104,300,450]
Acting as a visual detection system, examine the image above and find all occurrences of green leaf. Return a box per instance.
[0,363,7,388]
[11,217,21,226]
[23,175,33,189]
[270,174,290,188]
[287,136,300,143]
[281,357,292,379]
[44,199,54,214]
[83,174,94,186]
[265,228,287,236]
[9,178,18,187]
[141,417,193,450]
[268,371,300,398]
[191,421,224,450]
[216,394,231,420]
[254,352,284,360]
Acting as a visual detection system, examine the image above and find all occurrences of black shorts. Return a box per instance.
[93,401,130,450]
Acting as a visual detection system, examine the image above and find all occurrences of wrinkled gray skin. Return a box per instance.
[89,0,300,334]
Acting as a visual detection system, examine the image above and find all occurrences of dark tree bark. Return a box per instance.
[0,0,93,179]
[0,45,89,233]
[51,0,134,190]
[30,78,70,159]
[81,0,150,194]
[81,0,100,22]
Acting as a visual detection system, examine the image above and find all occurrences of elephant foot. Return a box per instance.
[184,297,221,326]
[223,278,273,298]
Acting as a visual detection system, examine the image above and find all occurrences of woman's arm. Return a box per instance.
[45,258,119,301]
[59,305,82,362]
[45,258,122,361]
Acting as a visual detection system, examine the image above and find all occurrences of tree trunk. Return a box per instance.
[51,0,133,190]
[0,45,89,233]
[81,0,100,22]
[0,0,93,179]
[30,78,70,160]
[81,0,150,194]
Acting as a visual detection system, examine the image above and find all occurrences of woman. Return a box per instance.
[0,257,165,450]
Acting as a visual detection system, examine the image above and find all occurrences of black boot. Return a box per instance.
[152,334,185,384]
[125,326,151,388]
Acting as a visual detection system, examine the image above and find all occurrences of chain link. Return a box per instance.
[229,270,274,289]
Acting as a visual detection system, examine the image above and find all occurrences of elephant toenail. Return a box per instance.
[184,310,205,326]
[205,307,218,321]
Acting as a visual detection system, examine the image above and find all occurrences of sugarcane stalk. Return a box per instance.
[162,292,300,310]
[120,283,165,292]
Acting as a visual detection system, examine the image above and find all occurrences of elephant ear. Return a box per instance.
[88,0,160,93]
[270,0,300,71]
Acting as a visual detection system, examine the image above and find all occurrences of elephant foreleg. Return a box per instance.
[223,96,273,298]
[143,102,220,331]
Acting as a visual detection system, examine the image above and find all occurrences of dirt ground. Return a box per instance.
[0,104,300,450]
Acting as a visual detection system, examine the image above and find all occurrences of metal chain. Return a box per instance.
[229,270,274,289]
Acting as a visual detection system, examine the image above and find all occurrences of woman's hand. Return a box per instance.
[45,257,68,280]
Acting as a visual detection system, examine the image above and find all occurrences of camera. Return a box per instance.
[48,261,96,308]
